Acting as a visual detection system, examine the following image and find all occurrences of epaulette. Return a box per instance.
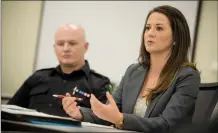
[35,67,55,72]
[90,70,115,93]
[90,69,109,79]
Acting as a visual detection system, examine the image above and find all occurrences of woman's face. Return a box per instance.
[144,12,173,55]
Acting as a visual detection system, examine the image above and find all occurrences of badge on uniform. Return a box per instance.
[72,86,91,98]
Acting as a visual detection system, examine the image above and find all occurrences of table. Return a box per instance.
[2,119,135,132]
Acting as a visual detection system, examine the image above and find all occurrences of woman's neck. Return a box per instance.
[149,51,170,75]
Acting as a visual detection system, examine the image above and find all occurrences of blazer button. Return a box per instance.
[49,104,52,107]
[63,80,67,83]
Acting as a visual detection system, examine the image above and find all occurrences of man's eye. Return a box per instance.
[57,42,64,46]
[69,42,76,45]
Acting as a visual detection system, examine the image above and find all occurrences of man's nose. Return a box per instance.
[63,43,70,51]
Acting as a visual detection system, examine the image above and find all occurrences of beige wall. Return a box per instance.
[2,1,43,97]
[195,1,218,83]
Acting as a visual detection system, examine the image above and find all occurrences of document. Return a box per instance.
[1,104,73,120]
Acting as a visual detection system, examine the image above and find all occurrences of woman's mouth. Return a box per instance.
[146,40,155,45]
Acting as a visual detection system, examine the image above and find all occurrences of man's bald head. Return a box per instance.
[54,24,86,42]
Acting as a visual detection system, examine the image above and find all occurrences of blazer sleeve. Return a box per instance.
[80,64,135,124]
[80,73,126,125]
[122,68,200,133]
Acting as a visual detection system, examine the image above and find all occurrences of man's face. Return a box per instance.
[54,27,88,67]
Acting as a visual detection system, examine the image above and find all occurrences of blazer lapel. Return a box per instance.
[144,92,164,117]
[123,66,148,113]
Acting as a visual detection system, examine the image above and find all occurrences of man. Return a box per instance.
[8,24,112,117]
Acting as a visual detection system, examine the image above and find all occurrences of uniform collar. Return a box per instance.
[80,60,90,78]
[50,60,90,78]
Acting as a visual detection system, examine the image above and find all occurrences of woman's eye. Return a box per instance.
[157,27,163,31]
[145,26,150,31]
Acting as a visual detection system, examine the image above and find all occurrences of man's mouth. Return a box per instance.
[63,55,71,58]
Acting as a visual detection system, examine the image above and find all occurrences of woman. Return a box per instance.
[62,5,200,133]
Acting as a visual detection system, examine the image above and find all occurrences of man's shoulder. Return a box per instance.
[90,70,110,81]
[23,68,55,86]
[90,70,114,92]
[33,67,56,76]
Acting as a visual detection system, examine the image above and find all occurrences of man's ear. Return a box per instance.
[85,42,89,52]
[53,44,56,53]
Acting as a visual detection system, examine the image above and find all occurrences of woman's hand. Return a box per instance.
[90,91,123,124]
[62,93,83,120]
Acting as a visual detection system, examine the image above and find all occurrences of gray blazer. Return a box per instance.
[80,63,200,133]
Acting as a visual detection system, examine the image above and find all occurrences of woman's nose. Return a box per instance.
[147,28,156,37]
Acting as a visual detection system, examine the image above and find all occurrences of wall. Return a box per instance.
[195,1,218,83]
[35,1,199,85]
[2,1,43,97]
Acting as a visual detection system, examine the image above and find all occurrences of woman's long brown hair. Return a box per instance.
[138,5,199,102]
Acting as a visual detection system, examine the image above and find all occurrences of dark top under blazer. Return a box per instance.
[80,63,200,133]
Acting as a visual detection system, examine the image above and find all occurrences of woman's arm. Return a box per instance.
[80,75,125,125]
[80,64,137,124]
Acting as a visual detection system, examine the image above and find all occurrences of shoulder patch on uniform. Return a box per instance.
[107,83,115,93]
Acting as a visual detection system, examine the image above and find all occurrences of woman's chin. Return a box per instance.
[146,48,155,53]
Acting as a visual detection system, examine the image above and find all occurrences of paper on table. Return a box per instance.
[1,104,37,111]
[1,104,74,121]
[82,122,114,129]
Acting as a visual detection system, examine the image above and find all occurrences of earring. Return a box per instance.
[173,41,176,45]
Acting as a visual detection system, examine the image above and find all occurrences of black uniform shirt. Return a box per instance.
[8,61,111,117]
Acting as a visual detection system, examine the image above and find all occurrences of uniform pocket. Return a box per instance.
[29,86,50,104]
